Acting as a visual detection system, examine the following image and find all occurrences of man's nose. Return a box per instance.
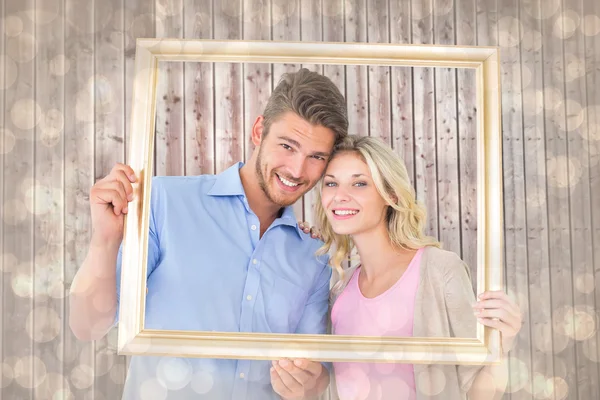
[288,154,306,180]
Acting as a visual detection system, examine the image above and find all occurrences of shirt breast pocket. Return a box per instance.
[266,276,309,334]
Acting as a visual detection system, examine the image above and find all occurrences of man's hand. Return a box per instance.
[298,221,322,240]
[270,358,329,399]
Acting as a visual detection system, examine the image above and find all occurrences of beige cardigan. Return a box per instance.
[328,246,484,400]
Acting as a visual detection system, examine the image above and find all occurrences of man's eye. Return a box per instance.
[312,155,325,161]
[281,144,292,150]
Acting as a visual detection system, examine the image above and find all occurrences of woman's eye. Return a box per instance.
[324,182,337,187]
[354,182,367,187]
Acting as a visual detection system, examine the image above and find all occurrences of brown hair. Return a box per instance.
[262,68,348,144]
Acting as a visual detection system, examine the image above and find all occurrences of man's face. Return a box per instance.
[254,112,336,207]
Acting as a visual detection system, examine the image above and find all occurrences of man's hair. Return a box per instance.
[262,68,348,144]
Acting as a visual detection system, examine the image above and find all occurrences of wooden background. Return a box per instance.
[1,0,599,399]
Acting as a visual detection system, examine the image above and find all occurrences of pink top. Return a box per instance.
[331,247,424,400]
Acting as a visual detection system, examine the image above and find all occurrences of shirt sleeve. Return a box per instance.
[443,254,485,392]
[112,178,162,326]
[294,255,333,372]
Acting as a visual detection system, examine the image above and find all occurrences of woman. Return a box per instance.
[302,135,522,400]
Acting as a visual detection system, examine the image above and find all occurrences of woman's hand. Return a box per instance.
[298,221,322,240]
[473,290,522,353]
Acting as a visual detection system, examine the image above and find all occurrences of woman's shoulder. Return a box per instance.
[421,246,469,278]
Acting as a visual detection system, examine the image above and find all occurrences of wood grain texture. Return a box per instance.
[183,0,214,175]
[94,0,128,396]
[520,0,556,397]
[367,0,391,147]
[542,0,579,397]
[494,0,532,397]
[563,0,599,398]
[3,0,35,398]
[155,0,185,177]
[583,0,600,383]
[456,0,479,288]
[0,0,5,390]
[242,0,271,162]
[345,0,369,138]
[390,0,414,186]
[214,1,244,174]
[434,0,461,256]
[272,0,304,219]
[33,0,67,398]
[64,0,97,397]
[412,0,439,240]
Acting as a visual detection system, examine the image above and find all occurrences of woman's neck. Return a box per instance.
[352,224,415,283]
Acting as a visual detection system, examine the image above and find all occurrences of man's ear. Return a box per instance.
[251,115,266,146]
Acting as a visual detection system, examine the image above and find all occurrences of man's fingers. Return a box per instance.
[111,163,137,183]
[292,359,322,376]
[94,189,128,216]
[112,170,136,201]
[272,361,303,393]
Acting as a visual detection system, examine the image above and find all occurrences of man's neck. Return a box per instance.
[239,163,283,237]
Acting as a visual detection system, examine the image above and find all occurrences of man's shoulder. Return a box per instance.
[150,174,216,196]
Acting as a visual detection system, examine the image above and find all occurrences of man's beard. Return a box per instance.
[255,146,299,207]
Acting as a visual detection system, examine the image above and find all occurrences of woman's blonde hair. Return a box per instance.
[314,135,441,299]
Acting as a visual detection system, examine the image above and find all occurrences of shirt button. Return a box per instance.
[252,259,258,265]
[246,295,252,301]
[251,225,257,231]
[239,372,245,379]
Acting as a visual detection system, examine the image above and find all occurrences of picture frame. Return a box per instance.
[118,38,503,365]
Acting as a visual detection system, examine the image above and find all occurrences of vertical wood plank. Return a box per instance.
[184,0,214,175]
[563,0,599,398]
[411,0,439,240]
[299,0,322,226]
[304,0,346,227]
[271,0,303,218]
[0,0,5,389]
[520,0,555,397]
[583,0,600,381]
[300,0,322,74]
[367,0,391,146]
[94,0,127,396]
[456,0,479,286]
[64,0,97,398]
[242,0,270,162]
[33,0,67,398]
[214,1,243,174]
[541,0,578,396]
[345,0,368,138]
[390,0,415,186]
[495,0,532,397]
[433,0,461,256]
[155,0,185,177]
[3,0,35,398]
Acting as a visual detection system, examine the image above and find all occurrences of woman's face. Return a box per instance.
[321,152,389,237]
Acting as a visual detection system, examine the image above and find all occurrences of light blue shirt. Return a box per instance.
[114,162,332,399]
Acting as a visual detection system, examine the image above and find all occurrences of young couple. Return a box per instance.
[70,67,521,400]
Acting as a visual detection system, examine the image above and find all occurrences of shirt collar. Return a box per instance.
[207,162,306,240]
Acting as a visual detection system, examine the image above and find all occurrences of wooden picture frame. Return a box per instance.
[118,39,503,365]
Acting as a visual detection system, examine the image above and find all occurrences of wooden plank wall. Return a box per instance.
[1,0,600,399]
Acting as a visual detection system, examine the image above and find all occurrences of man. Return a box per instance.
[68,68,348,399]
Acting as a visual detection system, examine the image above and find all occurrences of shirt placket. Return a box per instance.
[232,197,264,399]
